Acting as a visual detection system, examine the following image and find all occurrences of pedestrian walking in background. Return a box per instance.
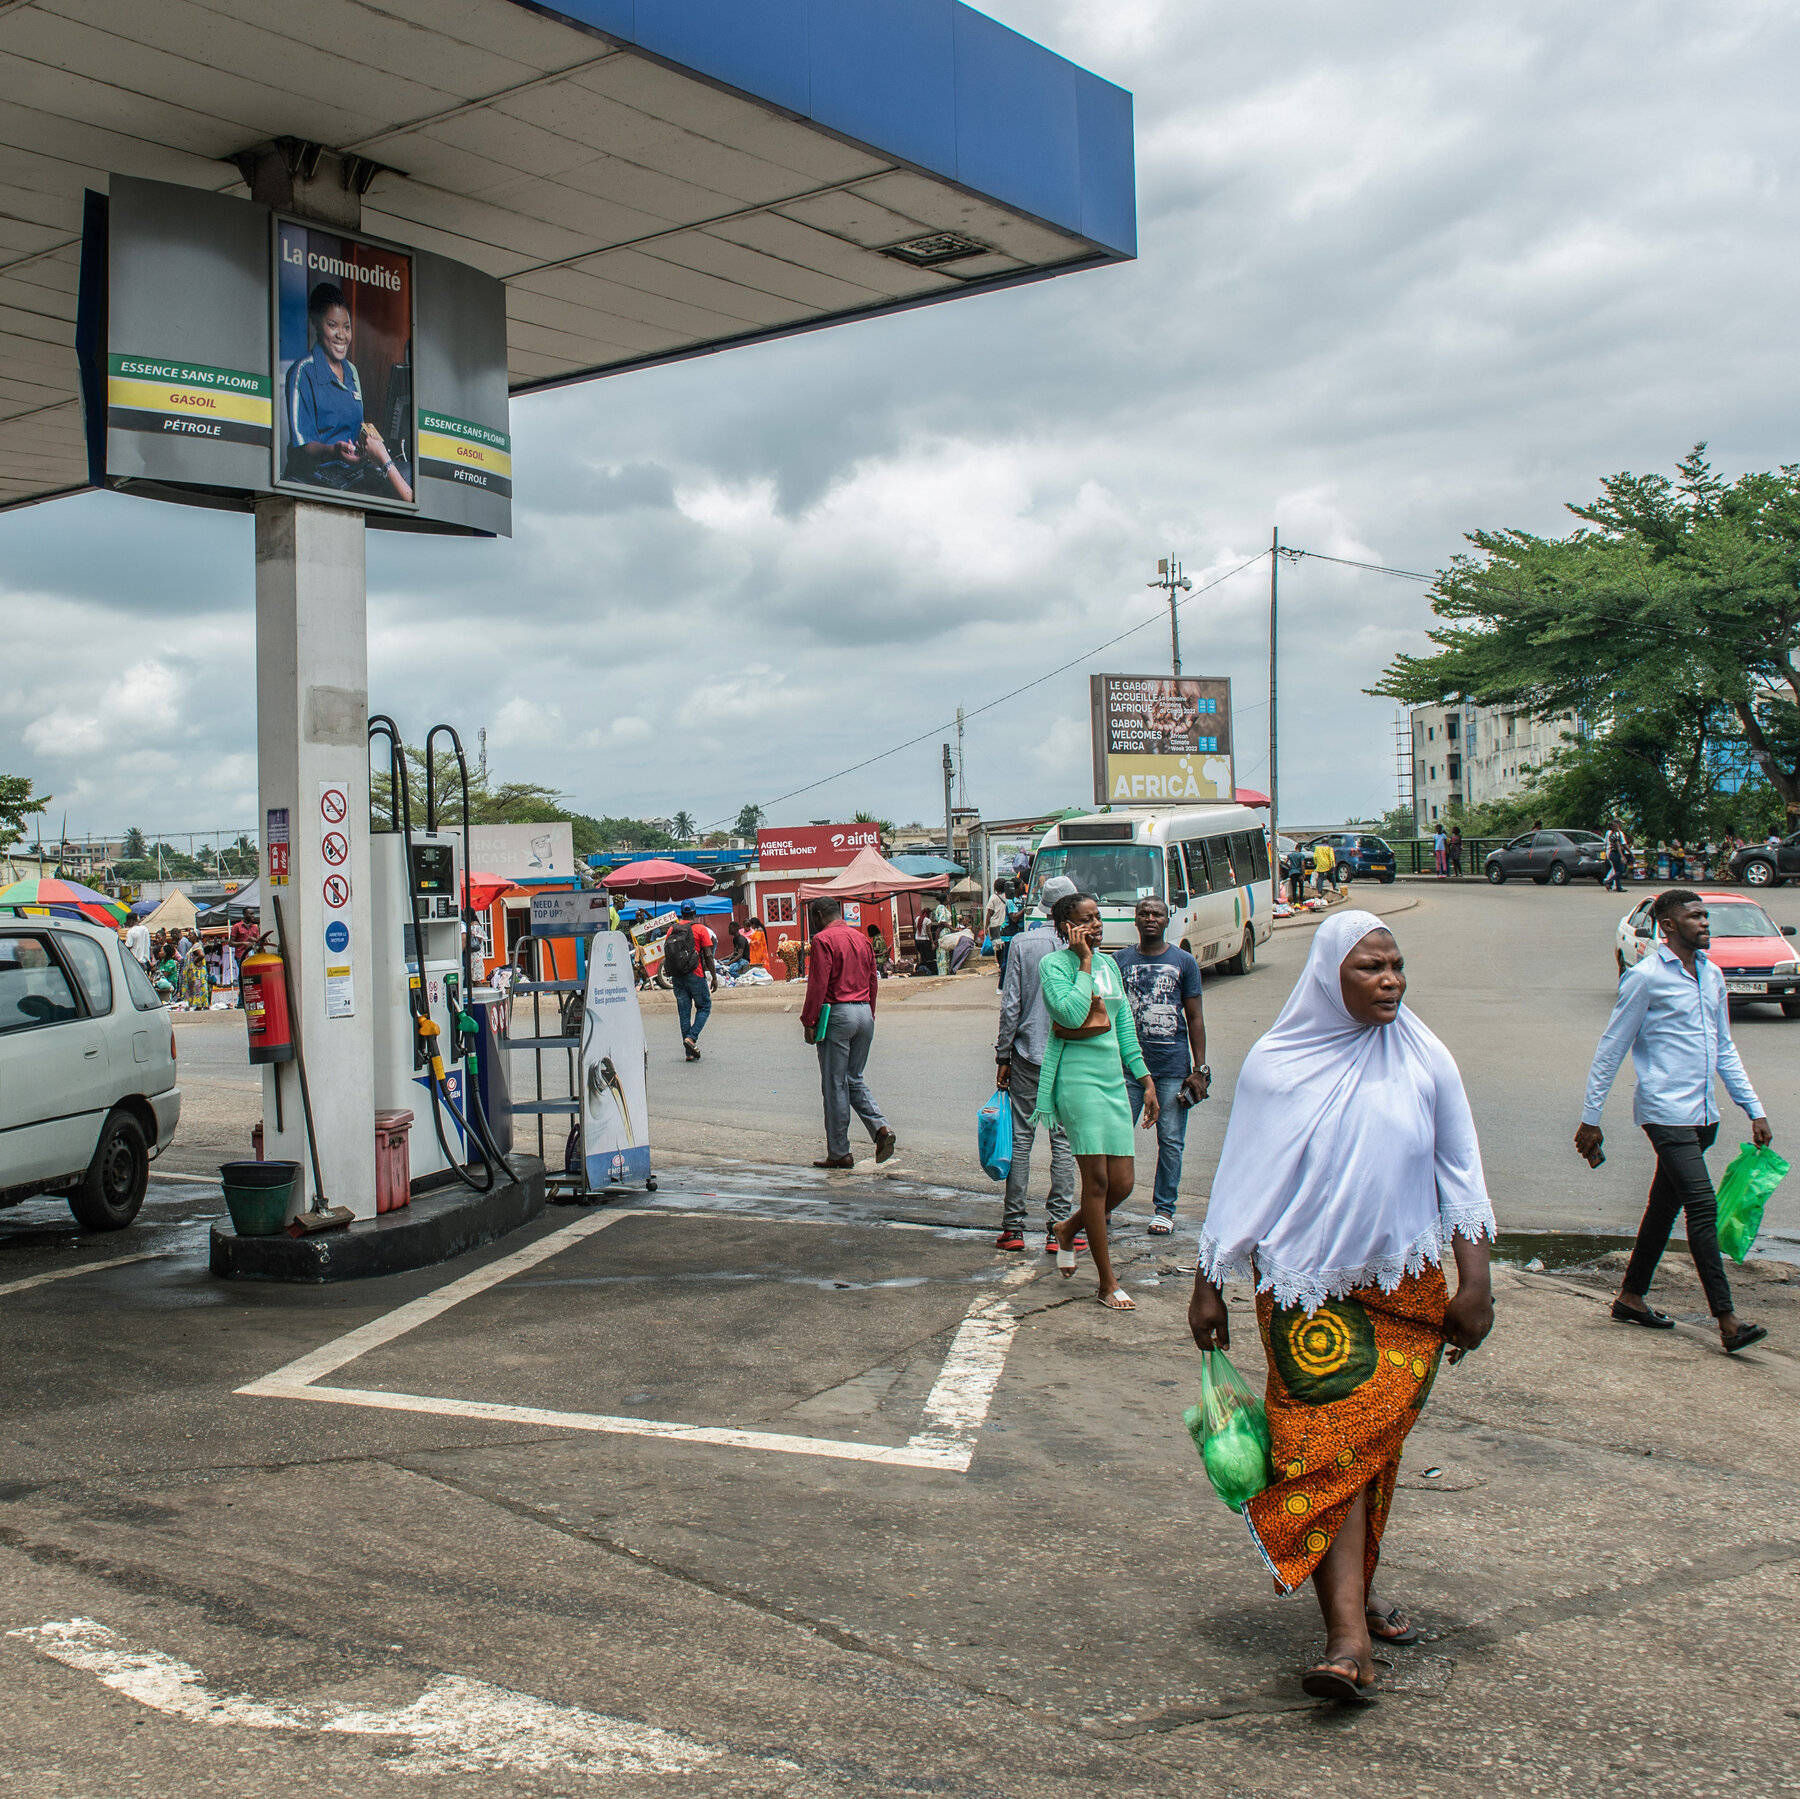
[1577,888,1771,1353]
[994,873,1079,1254]
[1603,819,1630,892]
[745,917,770,973]
[1448,826,1463,879]
[1433,825,1448,878]
[802,897,896,1170]
[1034,890,1158,1311]
[985,880,1011,977]
[123,916,151,968]
[664,901,716,1062]
[866,922,889,974]
[1312,838,1337,897]
[179,946,211,1011]
[1189,910,1496,1703]
[1116,896,1207,1236]
[912,905,937,976]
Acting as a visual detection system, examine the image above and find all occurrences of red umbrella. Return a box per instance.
[600,859,716,902]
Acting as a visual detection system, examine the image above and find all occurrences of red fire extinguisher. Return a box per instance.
[242,940,295,1065]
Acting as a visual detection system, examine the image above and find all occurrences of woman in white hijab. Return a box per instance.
[1188,910,1495,1703]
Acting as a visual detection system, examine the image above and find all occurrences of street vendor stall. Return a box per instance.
[797,845,949,975]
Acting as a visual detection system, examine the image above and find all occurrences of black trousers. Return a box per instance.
[1622,1123,1734,1318]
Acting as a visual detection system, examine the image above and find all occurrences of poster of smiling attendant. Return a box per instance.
[274,219,415,513]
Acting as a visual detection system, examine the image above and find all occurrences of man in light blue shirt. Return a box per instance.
[1576,889,1771,1352]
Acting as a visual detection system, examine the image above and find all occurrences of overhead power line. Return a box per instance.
[706,548,1274,828]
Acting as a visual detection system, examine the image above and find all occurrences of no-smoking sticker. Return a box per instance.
[320,787,348,824]
[321,831,348,866]
[323,873,350,909]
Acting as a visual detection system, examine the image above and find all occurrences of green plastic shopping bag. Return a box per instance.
[1715,1142,1789,1264]
[1183,1348,1273,1513]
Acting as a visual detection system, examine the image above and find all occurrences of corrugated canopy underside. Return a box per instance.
[0,0,1134,510]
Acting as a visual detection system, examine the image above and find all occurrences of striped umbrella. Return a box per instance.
[0,874,130,927]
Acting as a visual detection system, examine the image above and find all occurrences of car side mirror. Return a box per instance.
[1634,925,1650,937]
[1784,926,1797,938]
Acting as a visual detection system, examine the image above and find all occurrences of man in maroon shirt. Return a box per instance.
[802,897,897,1169]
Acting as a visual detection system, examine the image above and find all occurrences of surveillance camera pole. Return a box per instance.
[1147,554,1193,677]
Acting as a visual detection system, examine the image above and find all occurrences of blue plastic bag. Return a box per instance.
[977,1088,1013,1182]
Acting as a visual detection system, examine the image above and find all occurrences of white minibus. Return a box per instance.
[1026,805,1274,974]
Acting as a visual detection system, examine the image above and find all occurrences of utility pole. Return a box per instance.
[942,742,955,866]
[1269,526,1280,911]
[1147,555,1193,677]
[954,706,967,811]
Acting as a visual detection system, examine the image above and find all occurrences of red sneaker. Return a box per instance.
[995,1231,1026,1252]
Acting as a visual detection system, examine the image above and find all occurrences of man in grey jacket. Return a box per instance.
[993,874,1079,1252]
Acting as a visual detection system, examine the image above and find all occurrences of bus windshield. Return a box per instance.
[1029,844,1162,907]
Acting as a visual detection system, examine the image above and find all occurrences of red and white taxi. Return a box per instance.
[1615,892,1800,1016]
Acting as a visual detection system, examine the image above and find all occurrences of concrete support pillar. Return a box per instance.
[255,498,377,1217]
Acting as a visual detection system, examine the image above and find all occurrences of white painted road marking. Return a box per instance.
[240,1208,1031,1473]
[0,1252,166,1299]
[10,1619,718,1777]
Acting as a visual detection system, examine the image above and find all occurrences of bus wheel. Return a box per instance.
[1225,929,1255,976]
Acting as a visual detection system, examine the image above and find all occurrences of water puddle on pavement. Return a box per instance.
[1493,1229,1799,1269]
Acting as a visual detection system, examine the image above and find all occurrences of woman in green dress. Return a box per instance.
[1031,891,1159,1310]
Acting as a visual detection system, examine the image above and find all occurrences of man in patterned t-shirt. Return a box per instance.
[1115,896,1208,1235]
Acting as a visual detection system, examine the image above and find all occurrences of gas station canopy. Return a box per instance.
[0,0,1136,512]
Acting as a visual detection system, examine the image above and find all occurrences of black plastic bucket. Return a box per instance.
[220,1159,301,1236]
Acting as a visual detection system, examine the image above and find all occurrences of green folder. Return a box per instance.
[814,1002,831,1044]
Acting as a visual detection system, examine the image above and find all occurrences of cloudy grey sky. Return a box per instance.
[6,0,1798,843]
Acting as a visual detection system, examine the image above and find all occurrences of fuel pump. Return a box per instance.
[368,716,510,1195]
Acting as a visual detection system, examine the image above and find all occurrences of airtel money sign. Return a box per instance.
[1090,673,1233,805]
[755,824,881,869]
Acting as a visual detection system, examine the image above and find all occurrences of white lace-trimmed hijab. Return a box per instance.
[1199,909,1496,1313]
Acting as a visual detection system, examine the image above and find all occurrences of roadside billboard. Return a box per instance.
[468,822,576,881]
[755,824,881,869]
[81,176,511,536]
[1090,673,1233,805]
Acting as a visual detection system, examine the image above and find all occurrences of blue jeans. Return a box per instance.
[1126,1073,1189,1217]
[672,972,712,1043]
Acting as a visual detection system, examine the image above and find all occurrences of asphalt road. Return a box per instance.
[3,884,1798,1797]
[633,880,1800,1250]
[158,879,1800,1251]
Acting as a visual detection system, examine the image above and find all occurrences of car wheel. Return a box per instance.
[67,1108,148,1232]
[1743,858,1776,888]
[1225,929,1255,976]
[1548,861,1569,886]
[1381,872,1396,885]
[1784,999,1800,1019]
[1486,864,1506,884]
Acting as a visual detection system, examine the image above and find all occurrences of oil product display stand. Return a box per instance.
[507,932,591,1203]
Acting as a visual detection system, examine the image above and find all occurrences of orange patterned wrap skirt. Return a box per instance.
[1244,1266,1448,1595]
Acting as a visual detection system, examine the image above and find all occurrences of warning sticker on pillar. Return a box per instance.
[319,780,355,1019]
[266,807,290,887]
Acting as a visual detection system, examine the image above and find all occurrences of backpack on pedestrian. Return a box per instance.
[664,923,700,979]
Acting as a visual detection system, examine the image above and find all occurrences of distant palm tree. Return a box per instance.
[671,810,698,842]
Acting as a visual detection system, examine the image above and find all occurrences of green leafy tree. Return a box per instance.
[733,803,766,840]
[670,810,697,842]
[122,825,147,860]
[853,808,895,841]
[1373,447,1800,822]
[0,774,50,852]
[1345,805,1421,843]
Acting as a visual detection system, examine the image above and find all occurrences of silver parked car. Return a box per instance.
[0,918,181,1229]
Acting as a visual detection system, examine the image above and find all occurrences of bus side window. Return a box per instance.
[1182,840,1210,896]
[1204,836,1236,889]
[1166,847,1188,906]
[1237,829,1270,884]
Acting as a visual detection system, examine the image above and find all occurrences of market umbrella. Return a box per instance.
[600,858,715,902]
[464,870,523,914]
[0,874,128,927]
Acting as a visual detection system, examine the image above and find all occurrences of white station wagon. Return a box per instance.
[0,917,180,1229]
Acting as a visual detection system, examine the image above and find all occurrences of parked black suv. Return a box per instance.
[1730,832,1800,889]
